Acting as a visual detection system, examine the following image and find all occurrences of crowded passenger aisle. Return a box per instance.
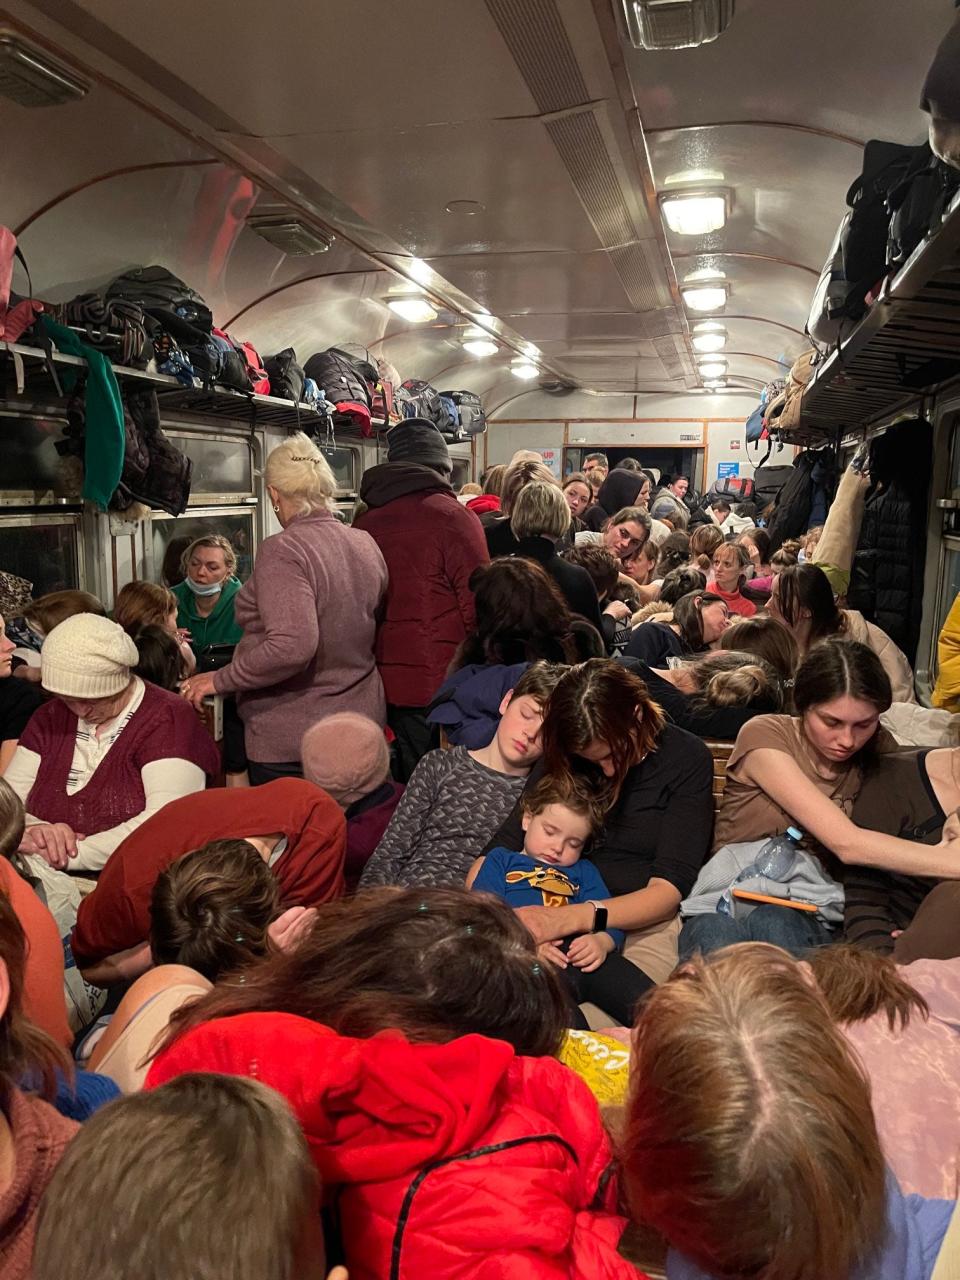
[4,2,960,1277]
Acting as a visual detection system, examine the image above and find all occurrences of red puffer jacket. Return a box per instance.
[146,1013,646,1280]
[354,463,489,707]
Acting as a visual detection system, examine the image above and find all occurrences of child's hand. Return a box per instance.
[536,941,569,970]
[567,932,615,973]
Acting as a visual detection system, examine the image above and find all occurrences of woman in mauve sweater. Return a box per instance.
[0,892,78,1280]
[182,434,388,784]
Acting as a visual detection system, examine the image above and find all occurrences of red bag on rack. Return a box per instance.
[0,226,44,342]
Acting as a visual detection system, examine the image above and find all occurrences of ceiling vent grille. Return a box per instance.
[620,0,735,50]
[246,216,335,257]
[0,34,89,107]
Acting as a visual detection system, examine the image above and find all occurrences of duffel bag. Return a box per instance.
[265,348,305,403]
[753,464,795,514]
[106,265,213,331]
[807,212,854,348]
[147,310,222,385]
[400,378,455,433]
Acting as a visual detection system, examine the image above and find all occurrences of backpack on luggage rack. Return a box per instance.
[399,379,457,435]
[264,348,305,403]
[106,265,220,387]
[303,347,373,436]
[887,150,960,271]
[441,390,487,437]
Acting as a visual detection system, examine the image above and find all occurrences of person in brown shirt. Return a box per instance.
[713,639,960,881]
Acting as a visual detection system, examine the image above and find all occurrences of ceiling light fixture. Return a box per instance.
[698,360,727,379]
[511,359,540,380]
[704,379,727,390]
[445,199,485,215]
[692,329,727,353]
[682,283,728,312]
[620,0,736,51]
[659,190,728,235]
[462,338,499,357]
[385,296,438,324]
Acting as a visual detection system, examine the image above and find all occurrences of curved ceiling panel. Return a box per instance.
[649,124,863,272]
[0,79,210,232]
[269,119,605,259]
[47,0,540,135]
[628,0,948,142]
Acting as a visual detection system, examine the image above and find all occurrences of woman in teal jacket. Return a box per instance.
[171,535,243,651]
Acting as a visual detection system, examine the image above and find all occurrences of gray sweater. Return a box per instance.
[214,510,388,762]
[359,746,526,888]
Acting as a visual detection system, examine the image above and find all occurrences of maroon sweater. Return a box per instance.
[72,779,347,967]
[0,1089,77,1280]
[20,682,219,836]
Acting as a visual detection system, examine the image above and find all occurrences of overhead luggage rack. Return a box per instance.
[0,340,325,431]
[801,190,960,434]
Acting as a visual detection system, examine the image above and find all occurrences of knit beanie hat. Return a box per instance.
[301,713,391,808]
[386,419,452,477]
[41,614,139,699]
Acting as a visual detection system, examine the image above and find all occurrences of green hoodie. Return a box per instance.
[172,576,243,649]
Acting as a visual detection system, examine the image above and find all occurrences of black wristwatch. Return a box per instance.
[587,900,608,934]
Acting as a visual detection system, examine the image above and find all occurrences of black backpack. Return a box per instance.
[440,390,486,436]
[887,152,960,270]
[399,379,455,432]
[106,266,213,331]
[840,142,929,319]
[264,348,305,404]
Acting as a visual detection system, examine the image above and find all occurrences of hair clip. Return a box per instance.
[531,962,542,976]
[465,925,474,936]
[234,934,245,944]
[290,454,315,463]
[417,902,429,913]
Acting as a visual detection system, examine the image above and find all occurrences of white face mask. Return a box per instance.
[184,576,223,598]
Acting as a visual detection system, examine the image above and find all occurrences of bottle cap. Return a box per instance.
[786,826,804,842]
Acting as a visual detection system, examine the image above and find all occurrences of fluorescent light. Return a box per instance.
[511,360,540,380]
[698,360,727,379]
[683,284,728,312]
[693,331,727,353]
[660,191,727,235]
[462,338,498,357]
[386,297,438,323]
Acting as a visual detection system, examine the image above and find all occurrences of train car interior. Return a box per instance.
[5,2,960,1274]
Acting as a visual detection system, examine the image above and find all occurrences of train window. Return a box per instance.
[0,411,81,505]
[166,432,254,502]
[319,445,359,495]
[0,515,81,596]
[150,510,256,586]
[450,458,472,489]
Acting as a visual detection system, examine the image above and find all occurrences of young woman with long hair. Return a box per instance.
[709,541,757,618]
[623,589,730,667]
[485,659,714,982]
[622,943,953,1280]
[770,563,915,702]
[713,638,960,880]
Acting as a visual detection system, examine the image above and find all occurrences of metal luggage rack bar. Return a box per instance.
[0,341,323,431]
[801,191,960,433]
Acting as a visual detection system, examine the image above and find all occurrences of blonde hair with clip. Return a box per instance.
[264,432,336,515]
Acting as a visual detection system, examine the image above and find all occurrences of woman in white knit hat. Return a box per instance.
[4,614,219,876]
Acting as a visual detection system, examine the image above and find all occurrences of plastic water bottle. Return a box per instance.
[717,827,804,915]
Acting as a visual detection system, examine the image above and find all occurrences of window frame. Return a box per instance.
[0,512,85,592]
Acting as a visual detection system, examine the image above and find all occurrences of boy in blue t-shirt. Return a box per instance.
[468,775,652,1027]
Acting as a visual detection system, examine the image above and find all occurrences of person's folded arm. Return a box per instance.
[742,747,960,878]
[71,759,206,872]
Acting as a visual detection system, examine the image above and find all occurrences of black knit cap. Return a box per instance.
[386,419,452,477]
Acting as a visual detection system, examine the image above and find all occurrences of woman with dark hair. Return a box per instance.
[624,589,729,667]
[454,559,581,667]
[0,892,78,1279]
[713,638,959,877]
[143,889,640,1280]
[770,563,915,702]
[561,472,593,536]
[583,468,669,542]
[486,659,714,983]
[739,526,772,577]
[621,944,954,1280]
